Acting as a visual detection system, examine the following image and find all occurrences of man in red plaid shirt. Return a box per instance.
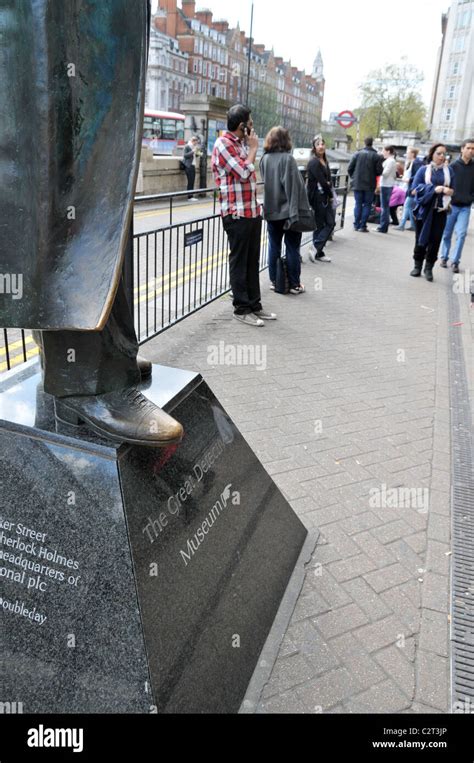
[212,104,277,326]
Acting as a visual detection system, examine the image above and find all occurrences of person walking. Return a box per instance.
[183,135,200,199]
[396,147,423,230]
[307,135,334,262]
[212,104,276,327]
[410,143,454,282]
[348,136,383,232]
[439,138,474,273]
[374,146,397,233]
[260,126,311,293]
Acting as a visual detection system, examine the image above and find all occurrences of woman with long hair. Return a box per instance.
[260,126,310,294]
[307,135,335,262]
[410,143,454,281]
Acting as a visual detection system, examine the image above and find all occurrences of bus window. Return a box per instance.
[162,119,178,139]
[176,120,185,142]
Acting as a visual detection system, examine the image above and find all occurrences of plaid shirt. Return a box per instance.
[211,131,261,218]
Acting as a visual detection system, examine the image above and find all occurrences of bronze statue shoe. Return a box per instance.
[54,388,183,447]
[137,355,152,379]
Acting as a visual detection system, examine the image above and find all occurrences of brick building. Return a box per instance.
[153,0,324,145]
[146,23,195,112]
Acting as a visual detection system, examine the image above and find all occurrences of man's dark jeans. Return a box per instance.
[222,215,263,315]
[353,190,374,230]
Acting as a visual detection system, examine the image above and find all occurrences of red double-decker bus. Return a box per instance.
[142,110,185,155]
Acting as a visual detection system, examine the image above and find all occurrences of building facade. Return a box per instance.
[146,22,195,112]
[152,0,324,145]
[429,0,473,145]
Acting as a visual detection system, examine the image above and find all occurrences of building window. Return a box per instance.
[453,61,459,75]
[448,84,456,99]
[454,35,466,52]
[193,60,198,73]
[446,108,451,122]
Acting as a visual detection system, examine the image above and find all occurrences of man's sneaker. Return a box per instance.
[253,310,277,320]
[315,254,331,262]
[395,225,405,231]
[233,312,264,327]
[269,282,276,290]
[289,286,302,294]
[357,227,369,232]
[440,259,448,268]
[452,262,460,273]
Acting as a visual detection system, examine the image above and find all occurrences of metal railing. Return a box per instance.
[1,177,348,371]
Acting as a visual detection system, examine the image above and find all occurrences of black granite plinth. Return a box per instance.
[0,362,307,713]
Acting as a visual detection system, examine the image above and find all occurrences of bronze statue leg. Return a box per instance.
[38,280,140,399]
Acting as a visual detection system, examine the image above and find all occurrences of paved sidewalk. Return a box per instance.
[145,209,473,714]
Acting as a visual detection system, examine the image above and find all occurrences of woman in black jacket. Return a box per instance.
[307,136,335,262]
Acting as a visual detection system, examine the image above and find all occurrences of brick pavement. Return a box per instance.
[144,206,473,714]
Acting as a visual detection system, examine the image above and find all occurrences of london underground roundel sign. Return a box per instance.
[336,110,356,128]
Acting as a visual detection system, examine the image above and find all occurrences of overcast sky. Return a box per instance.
[152,0,452,118]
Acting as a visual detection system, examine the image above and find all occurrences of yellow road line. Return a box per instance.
[0,346,38,373]
[135,200,215,220]
[0,333,35,359]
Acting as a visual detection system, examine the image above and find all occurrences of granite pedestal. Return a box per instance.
[0,362,307,713]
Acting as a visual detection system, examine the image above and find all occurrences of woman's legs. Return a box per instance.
[284,230,303,288]
[267,220,284,284]
[313,203,335,255]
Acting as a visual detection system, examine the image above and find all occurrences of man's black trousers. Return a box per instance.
[222,215,263,315]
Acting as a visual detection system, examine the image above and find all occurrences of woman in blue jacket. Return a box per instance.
[410,144,454,281]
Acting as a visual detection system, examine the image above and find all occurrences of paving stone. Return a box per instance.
[317,524,363,557]
[291,588,332,622]
[385,539,425,575]
[329,633,386,690]
[421,572,449,613]
[371,519,414,545]
[363,563,414,593]
[427,512,451,543]
[428,489,451,516]
[380,586,421,634]
[312,542,343,565]
[345,679,411,714]
[262,653,317,698]
[342,577,392,622]
[353,531,398,567]
[374,646,415,700]
[327,553,378,583]
[415,651,449,711]
[294,667,363,711]
[354,615,410,653]
[419,609,449,657]
[404,532,427,555]
[307,568,353,608]
[425,540,451,576]
[313,603,370,640]
[287,620,341,676]
[257,690,307,714]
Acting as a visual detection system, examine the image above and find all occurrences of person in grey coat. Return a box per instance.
[183,135,200,199]
[260,126,311,294]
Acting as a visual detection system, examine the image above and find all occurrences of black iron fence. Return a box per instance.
[1,177,348,371]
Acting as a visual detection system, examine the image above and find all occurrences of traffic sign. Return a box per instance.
[336,110,356,129]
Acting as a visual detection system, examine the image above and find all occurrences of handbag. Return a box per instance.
[286,208,316,233]
[331,188,340,211]
[275,256,289,294]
